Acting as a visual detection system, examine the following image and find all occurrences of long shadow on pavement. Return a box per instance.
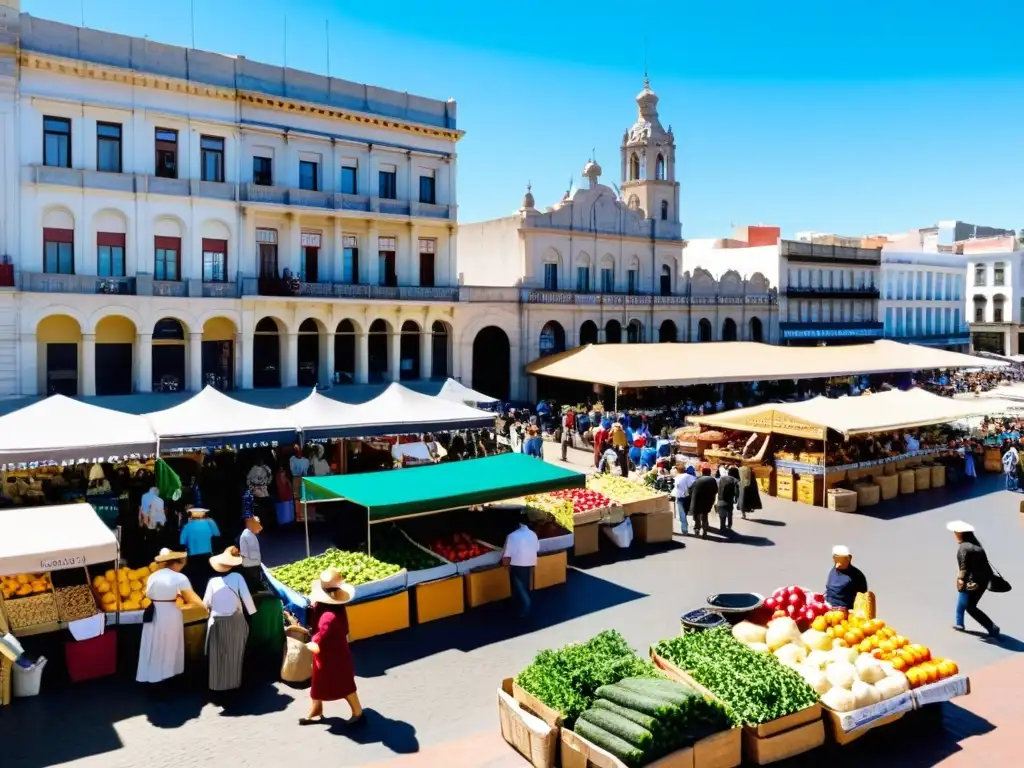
[325,707,419,754]
[352,569,647,677]
[856,473,1004,521]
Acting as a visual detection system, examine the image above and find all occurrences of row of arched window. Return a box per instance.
[539,317,764,354]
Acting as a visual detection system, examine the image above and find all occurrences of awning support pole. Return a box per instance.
[614,387,619,413]
[299,430,310,558]
[822,435,828,508]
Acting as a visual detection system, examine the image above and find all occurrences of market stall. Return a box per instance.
[263,454,586,640]
[331,382,496,437]
[436,377,500,408]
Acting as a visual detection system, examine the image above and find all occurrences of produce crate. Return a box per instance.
[983,447,1002,472]
[397,529,458,587]
[913,466,931,491]
[855,483,880,507]
[512,679,564,729]
[883,462,897,476]
[464,565,511,608]
[531,551,567,590]
[876,474,898,500]
[693,728,742,768]
[537,528,574,555]
[753,467,774,496]
[822,690,914,746]
[573,508,604,526]
[413,575,464,624]
[455,540,504,575]
[631,509,674,543]
[826,488,857,513]
[184,621,206,665]
[560,727,695,768]
[898,470,916,494]
[930,464,946,488]
[824,472,845,491]
[910,673,970,707]
[573,522,600,557]
[348,590,411,641]
[795,474,822,506]
[499,678,557,768]
[774,472,794,501]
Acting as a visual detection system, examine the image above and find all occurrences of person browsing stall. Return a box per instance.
[502,511,540,618]
[203,547,257,694]
[179,508,221,595]
[136,548,204,686]
[238,514,264,591]
[139,485,166,547]
[825,545,868,610]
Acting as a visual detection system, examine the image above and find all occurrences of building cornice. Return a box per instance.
[521,225,685,248]
[20,51,465,143]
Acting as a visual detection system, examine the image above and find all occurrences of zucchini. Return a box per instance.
[595,684,679,719]
[579,708,654,750]
[592,699,661,735]
[616,678,697,706]
[574,718,644,767]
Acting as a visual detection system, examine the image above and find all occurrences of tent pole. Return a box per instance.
[301,477,310,558]
[614,386,619,413]
[822,434,827,509]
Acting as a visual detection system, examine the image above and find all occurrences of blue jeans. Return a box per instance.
[1005,472,1017,491]
[510,566,533,617]
[955,589,995,632]
[675,497,689,534]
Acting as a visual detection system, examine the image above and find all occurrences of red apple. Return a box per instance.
[785,604,799,619]
[764,597,777,611]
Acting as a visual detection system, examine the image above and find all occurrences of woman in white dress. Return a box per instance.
[203,547,257,693]
[136,548,204,685]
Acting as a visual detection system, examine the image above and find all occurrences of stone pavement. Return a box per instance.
[3,471,1022,768]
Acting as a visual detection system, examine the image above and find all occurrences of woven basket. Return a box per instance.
[914,466,931,491]
[883,462,897,476]
[855,483,880,507]
[876,474,899,500]
[898,470,916,494]
[930,464,946,488]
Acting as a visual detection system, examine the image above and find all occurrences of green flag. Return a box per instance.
[155,458,182,501]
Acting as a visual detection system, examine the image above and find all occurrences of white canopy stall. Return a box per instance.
[0,504,118,577]
[285,390,357,440]
[335,383,495,437]
[436,378,500,407]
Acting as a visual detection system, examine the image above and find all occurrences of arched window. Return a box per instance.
[722,318,738,341]
[580,320,598,345]
[605,319,622,344]
[660,264,672,297]
[655,154,665,180]
[749,317,763,343]
[659,320,677,343]
[660,200,669,221]
[698,319,712,342]
[626,319,643,343]
[629,153,640,181]
[539,321,566,356]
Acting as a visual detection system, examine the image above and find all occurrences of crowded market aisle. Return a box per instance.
[2,469,1021,768]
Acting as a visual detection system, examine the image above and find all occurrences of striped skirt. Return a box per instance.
[207,611,249,691]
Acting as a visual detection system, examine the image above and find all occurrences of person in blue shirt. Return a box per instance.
[522,426,544,459]
[824,545,868,610]
[179,507,221,595]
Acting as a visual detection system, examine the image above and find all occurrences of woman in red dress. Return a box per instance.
[300,567,364,726]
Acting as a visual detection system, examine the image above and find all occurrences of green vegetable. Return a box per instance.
[615,677,697,706]
[514,630,659,727]
[370,526,445,571]
[595,684,679,719]
[574,718,644,767]
[579,708,654,751]
[271,548,401,593]
[654,627,819,727]
[591,699,661,736]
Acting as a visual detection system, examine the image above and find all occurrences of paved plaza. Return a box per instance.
[3,452,1022,768]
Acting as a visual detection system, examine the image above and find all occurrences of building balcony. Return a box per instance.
[785,286,880,299]
[781,239,881,266]
[242,277,459,302]
[238,184,452,220]
[21,272,136,295]
[779,321,884,342]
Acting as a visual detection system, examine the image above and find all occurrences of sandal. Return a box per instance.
[298,715,324,726]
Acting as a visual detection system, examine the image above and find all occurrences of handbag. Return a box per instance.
[989,569,1012,593]
[142,603,156,623]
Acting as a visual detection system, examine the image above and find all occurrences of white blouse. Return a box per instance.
[145,568,191,601]
[203,572,257,618]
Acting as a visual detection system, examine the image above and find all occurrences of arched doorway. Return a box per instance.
[749,317,764,343]
[38,314,81,396]
[297,319,321,388]
[660,265,672,296]
[472,326,510,401]
[253,317,281,388]
[400,320,421,381]
[605,319,622,344]
[659,319,677,343]
[368,319,390,383]
[334,319,358,384]
[95,315,135,395]
[431,321,451,380]
[627,319,644,343]
[698,319,712,342]
[539,321,566,357]
[202,317,235,390]
[580,320,598,346]
[722,318,738,341]
[152,318,186,392]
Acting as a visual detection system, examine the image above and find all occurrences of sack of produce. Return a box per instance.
[602,518,633,549]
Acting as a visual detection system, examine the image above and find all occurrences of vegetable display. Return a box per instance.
[514,630,660,727]
[1,572,52,599]
[587,474,660,502]
[92,565,158,612]
[3,593,59,629]
[523,494,574,531]
[54,585,100,622]
[271,548,401,593]
[421,533,492,563]
[763,585,830,629]
[654,626,819,726]
[371,527,446,571]
[549,488,614,512]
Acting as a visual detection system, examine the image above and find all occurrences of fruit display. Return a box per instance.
[422,533,492,563]
[371,527,448,572]
[4,593,59,629]
[1,572,52,599]
[763,585,831,629]
[54,585,100,622]
[92,564,159,613]
[549,488,614,513]
[272,549,402,594]
[654,627,820,726]
[587,475,660,502]
[515,630,661,728]
[522,494,575,530]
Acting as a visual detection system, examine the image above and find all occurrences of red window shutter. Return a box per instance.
[97,232,126,247]
[202,238,227,253]
[154,236,181,250]
[43,227,74,243]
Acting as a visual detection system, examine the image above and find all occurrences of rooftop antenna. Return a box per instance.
[190,0,196,48]
[325,20,331,77]
[643,35,649,87]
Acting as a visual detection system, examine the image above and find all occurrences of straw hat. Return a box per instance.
[154,547,187,563]
[309,567,355,605]
[946,520,975,533]
[209,546,243,573]
[188,507,209,518]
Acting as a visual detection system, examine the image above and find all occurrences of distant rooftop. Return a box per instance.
[19,14,457,131]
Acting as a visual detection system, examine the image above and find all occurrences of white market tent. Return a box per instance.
[145,386,298,449]
[690,388,1009,441]
[334,382,495,437]
[0,395,157,464]
[286,390,357,439]
[436,378,500,406]
[0,503,117,576]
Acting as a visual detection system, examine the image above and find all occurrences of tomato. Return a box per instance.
[764,597,777,611]
[787,592,804,607]
[785,604,799,618]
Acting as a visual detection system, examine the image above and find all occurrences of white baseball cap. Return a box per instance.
[832,545,851,557]
[946,520,975,533]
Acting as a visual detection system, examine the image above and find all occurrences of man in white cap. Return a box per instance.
[825,545,868,610]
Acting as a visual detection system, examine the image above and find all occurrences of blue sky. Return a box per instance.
[26,0,1024,238]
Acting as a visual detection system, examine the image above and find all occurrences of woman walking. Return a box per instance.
[947,521,1000,638]
[137,548,204,687]
[300,568,365,726]
[716,466,741,533]
[737,465,762,520]
[203,547,257,694]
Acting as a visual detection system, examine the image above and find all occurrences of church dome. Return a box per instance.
[520,183,535,210]
[582,159,602,179]
[636,77,659,112]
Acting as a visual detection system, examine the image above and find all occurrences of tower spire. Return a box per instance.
[643,35,649,89]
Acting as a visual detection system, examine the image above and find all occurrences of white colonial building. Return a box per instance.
[458,80,776,400]
[0,5,537,402]
[966,250,1024,357]
[879,251,968,351]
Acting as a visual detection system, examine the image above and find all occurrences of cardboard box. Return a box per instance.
[631,509,674,543]
[414,575,464,624]
[464,566,511,608]
[911,674,971,707]
[532,551,567,590]
[560,727,694,768]
[573,522,600,557]
[822,691,913,746]
[498,678,557,768]
[826,488,857,513]
[775,472,794,501]
[741,719,825,765]
[513,680,564,729]
[348,590,410,641]
[693,728,742,768]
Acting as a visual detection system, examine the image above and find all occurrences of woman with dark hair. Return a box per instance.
[716,466,741,532]
[947,521,1000,637]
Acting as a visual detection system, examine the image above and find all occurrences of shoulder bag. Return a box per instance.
[989,568,1012,594]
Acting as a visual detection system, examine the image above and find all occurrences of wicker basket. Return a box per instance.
[827,488,858,513]
[876,474,899,500]
[914,466,931,491]
[930,464,946,488]
[898,470,916,494]
[855,483,881,507]
[883,462,897,476]
[0,656,10,707]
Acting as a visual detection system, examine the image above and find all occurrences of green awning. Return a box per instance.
[302,453,586,521]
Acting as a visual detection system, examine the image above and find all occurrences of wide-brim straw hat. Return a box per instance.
[946,520,975,533]
[154,547,187,563]
[188,507,210,518]
[309,567,355,605]
[209,547,243,573]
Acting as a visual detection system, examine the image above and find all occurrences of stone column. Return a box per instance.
[332,218,344,282]
[137,333,153,393]
[406,223,419,287]
[420,319,432,380]
[365,223,379,287]
[322,329,334,386]
[356,332,369,384]
[82,334,96,397]
[287,213,301,278]
[241,334,254,389]
[283,333,299,387]
[389,322,401,382]
[234,333,244,390]
[19,334,38,397]
[189,332,203,392]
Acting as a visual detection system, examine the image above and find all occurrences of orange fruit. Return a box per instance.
[812,617,827,632]
[922,663,938,684]
[879,640,895,653]
[891,657,906,671]
[843,632,858,646]
[834,638,848,648]
[826,627,836,638]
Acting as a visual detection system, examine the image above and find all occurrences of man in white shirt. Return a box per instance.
[502,512,540,618]
[139,486,166,551]
[238,515,264,592]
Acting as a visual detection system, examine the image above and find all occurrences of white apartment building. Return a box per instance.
[966,251,1024,356]
[879,252,968,351]
[0,6,540,403]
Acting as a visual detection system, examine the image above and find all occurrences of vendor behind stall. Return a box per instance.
[238,513,265,591]
[179,508,220,596]
[825,545,868,610]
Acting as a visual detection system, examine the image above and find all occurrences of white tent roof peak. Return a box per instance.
[286,389,355,431]
[338,382,495,436]
[437,378,499,406]
[145,385,298,442]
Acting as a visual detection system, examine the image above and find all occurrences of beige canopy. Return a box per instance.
[526,340,1002,388]
[689,388,1007,441]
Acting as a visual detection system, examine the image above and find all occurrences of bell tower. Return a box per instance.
[619,78,679,227]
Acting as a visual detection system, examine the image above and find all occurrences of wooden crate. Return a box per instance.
[694,728,742,768]
[574,522,600,557]
[464,566,511,608]
[498,678,557,768]
[984,447,1002,472]
[532,551,568,590]
[795,474,823,506]
[742,719,825,765]
[914,466,931,491]
[348,590,411,641]
[775,471,794,501]
[414,575,464,624]
[898,470,916,494]
[560,727,694,768]
[753,467,774,496]
[513,680,564,729]
[876,473,898,500]
[930,464,946,488]
[826,488,857,513]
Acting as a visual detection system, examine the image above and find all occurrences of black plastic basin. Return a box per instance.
[680,608,728,632]
[705,592,765,625]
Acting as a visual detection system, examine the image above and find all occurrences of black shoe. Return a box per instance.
[952,624,965,632]
[989,625,1001,638]
[299,716,324,726]
[346,714,367,728]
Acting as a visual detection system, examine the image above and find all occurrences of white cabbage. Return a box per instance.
[732,621,767,645]
[825,661,858,690]
[774,643,807,667]
[851,680,882,709]
[801,629,832,653]
[874,675,908,701]
[822,686,856,712]
[854,654,886,685]
[806,650,831,670]
[765,617,802,651]
[747,642,769,654]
